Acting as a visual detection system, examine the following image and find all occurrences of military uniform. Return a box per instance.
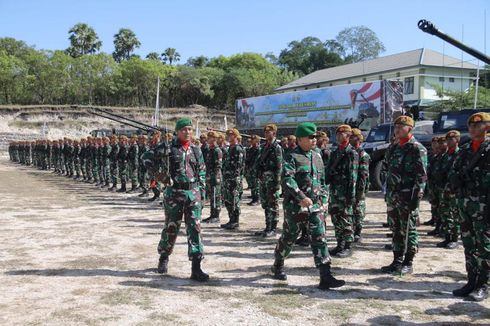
[351,128,370,242]
[127,138,139,192]
[108,137,119,191]
[244,136,260,205]
[117,138,129,192]
[203,131,223,223]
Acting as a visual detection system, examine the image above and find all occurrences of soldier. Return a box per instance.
[255,124,283,237]
[127,136,139,193]
[427,137,444,236]
[84,137,93,182]
[137,135,151,197]
[424,137,441,227]
[200,134,209,163]
[73,140,82,179]
[147,131,163,201]
[325,125,359,258]
[108,135,119,191]
[380,116,427,275]
[271,122,345,290]
[435,130,461,249]
[220,128,245,230]
[449,112,490,301]
[117,136,129,193]
[202,131,223,224]
[100,137,112,187]
[280,136,289,153]
[350,128,370,243]
[79,138,88,181]
[65,138,74,176]
[156,118,209,282]
[285,135,297,159]
[245,135,261,206]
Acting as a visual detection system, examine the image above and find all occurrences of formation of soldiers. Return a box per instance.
[7,112,490,300]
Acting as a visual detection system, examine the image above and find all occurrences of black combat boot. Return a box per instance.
[224,215,239,230]
[100,181,109,188]
[255,222,270,236]
[427,222,441,236]
[264,221,277,237]
[453,270,477,297]
[117,182,127,193]
[354,228,362,244]
[336,242,353,258]
[329,240,344,256]
[157,255,168,274]
[295,225,310,247]
[468,274,489,302]
[437,235,451,248]
[381,251,404,274]
[398,251,415,275]
[148,188,160,202]
[423,217,435,226]
[318,263,345,290]
[446,235,459,249]
[271,258,287,280]
[108,183,117,192]
[203,209,220,223]
[126,184,138,193]
[190,257,209,282]
[247,197,260,206]
[138,189,149,197]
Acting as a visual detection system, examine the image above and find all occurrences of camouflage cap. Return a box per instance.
[336,124,352,134]
[264,124,278,133]
[467,112,490,125]
[394,115,415,127]
[445,130,461,138]
[226,128,240,137]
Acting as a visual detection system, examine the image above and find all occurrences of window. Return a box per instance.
[404,77,414,94]
[362,77,367,82]
[449,77,455,83]
[379,75,383,80]
[439,77,445,82]
[396,72,401,77]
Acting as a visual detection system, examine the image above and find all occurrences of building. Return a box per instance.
[275,48,481,109]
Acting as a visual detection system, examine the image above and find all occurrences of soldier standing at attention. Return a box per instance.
[100,136,112,188]
[427,137,444,236]
[156,118,208,282]
[202,131,223,224]
[108,135,119,192]
[73,140,81,180]
[271,122,345,290]
[449,112,490,301]
[137,135,150,197]
[200,134,209,163]
[380,116,427,275]
[220,128,245,230]
[117,136,129,193]
[245,135,261,206]
[424,137,441,227]
[326,125,359,258]
[435,130,460,250]
[127,136,139,193]
[255,124,283,237]
[350,128,370,243]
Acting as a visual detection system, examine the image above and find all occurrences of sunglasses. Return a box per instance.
[308,135,317,139]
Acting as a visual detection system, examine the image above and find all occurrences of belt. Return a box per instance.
[173,182,199,190]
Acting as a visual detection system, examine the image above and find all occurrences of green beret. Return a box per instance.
[295,122,317,138]
[175,118,193,131]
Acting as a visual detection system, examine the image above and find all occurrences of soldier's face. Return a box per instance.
[350,135,361,148]
[394,124,411,139]
[177,126,193,142]
[207,137,216,146]
[336,132,350,144]
[438,141,447,152]
[469,122,487,139]
[298,136,315,151]
[265,130,275,141]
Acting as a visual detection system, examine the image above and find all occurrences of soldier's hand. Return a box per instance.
[300,197,313,207]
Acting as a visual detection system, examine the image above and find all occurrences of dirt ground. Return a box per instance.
[0,156,489,326]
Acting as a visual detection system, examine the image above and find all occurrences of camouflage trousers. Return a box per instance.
[118,161,127,184]
[138,166,149,190]
[110,162,118,184]
[329,197,354,243]
[439,192,460,239]
[223,178,242,223]
[128,161,138,186]
[275,204,331,267]
[91,160,99,182]
[245,172,260,200]
[85,160,92,180]
[207,180,221,218]
[387,201,419,254]
[101,159,110,184]
[259,176,281,224]
[353,199,366,235]
[457,196,490,276]
[74,158,81,177]
[429,189,441,224]
[157,187,204,259]
[67,158,74,175]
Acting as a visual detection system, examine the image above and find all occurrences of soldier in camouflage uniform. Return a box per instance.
[127,136,139,193]
[380,116,427,275]
[245,135,261,206]
[84,137,93,182]
[424,137,441,227]
[73,140,82,179]
[255,124,283,237]
[325,125,359,258]
[147,132,163,201]
[427,137,445,237]
[271,122,345,290]
[435,130,461,249]
[137,135,150,197]
[350,128,370,243]
[220,128,245,230]
[108,135,119,191]
[117,136,129,192]
[202,131,223,223]
[156,118,209,282]
[65,138,74,176]
[449,112,490,301]
[100,137,111,187]
[79,138,88,181]
[89,138,99,184]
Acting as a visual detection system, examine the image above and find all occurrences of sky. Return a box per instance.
[1,0,490,66]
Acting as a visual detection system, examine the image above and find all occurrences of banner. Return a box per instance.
[236,81,403,130]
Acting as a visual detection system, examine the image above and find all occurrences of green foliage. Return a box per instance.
[428,84,490,112]
[335,26,385,63]
[66,23,102,58]
[113,28,141,63]
[161,48,180,65]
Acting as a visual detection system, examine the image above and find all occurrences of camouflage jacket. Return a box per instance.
[382,136,428,207]
[436,148,460,195]
[109,144,119,162]
[430,152,448,191]
[325,144,359,204]
[101,144,112,162]
[201,144,210,163]
[223,144,244,184]
[244,145,259,174]
[355,146,371,201]
[117,144,128,163]
[255,138,283,180]
[205,145,223,185]
[128,144,139,165]
[168,139,206,190]
[282,147,325,214]
[449,137,490,199]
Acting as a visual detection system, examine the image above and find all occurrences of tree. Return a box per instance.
[186,55,209,68]
[146,52,161,61]
[161,48,180,65]
[66,23,102,58]
[335,26,385,63]
[429,84,490,112]
[113,28,141,63]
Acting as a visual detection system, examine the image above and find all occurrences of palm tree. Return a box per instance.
[66,23,102,57]
[161,48,181,65]
[113,28,141,62]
